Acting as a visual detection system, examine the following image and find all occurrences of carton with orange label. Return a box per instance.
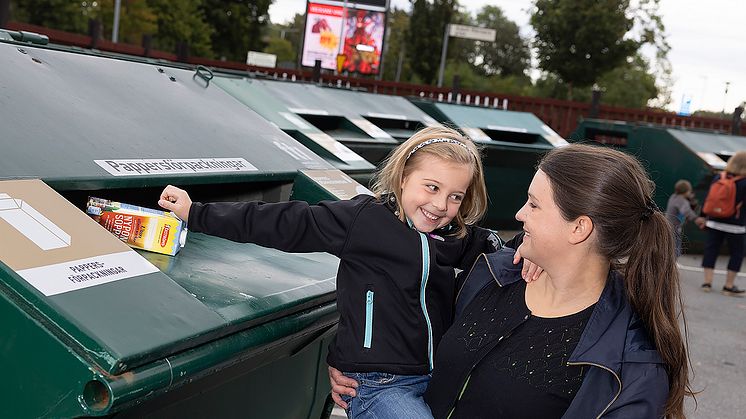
[86,197,187,256]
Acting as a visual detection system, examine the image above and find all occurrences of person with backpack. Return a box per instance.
[665,179,705,256]
[700,151,746,296]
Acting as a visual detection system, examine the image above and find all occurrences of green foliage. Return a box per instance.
[380,8,412,81]
[264,38,294,65]
[531,0,638,97]
[443,61,533,95]
[94,0,157,44]
[201,0,271,62]
[471,5,530,77]
[533,54,658,108]
[407,0,459,84]
[630,0,671,107]
[691,110,730,120]
[267,13,304,67]
[146,0,213,57]
[10,0,96,33]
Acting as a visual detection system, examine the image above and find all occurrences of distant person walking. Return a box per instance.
[665,179,705,255]
[700,151,746,296]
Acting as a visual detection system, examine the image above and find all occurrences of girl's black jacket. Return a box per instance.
[188,194,500,375]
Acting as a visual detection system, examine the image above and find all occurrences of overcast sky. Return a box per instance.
[268,0,746,114]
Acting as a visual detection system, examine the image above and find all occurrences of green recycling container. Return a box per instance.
[0,32,365,418]
[570,119,746,252]
[246,80,445,176]
[411,99,568,230]
[211,75,377,187]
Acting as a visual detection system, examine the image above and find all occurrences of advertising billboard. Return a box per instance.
[301,1,386,75]
[301,2,345,70]
[341,8,385,74]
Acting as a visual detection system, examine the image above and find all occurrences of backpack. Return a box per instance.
[703,172,745,218]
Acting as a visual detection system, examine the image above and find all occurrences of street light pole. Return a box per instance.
[437,24,450,88]
[112,0,121,43]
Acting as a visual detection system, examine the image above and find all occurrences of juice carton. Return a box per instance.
[86,197,187,256]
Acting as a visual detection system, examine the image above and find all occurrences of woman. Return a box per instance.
[700,151,746,296]
[330,144,692,418]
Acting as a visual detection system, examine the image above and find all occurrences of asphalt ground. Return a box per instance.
[331,253,746,419]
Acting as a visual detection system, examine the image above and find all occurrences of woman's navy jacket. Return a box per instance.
[427,248,669,419]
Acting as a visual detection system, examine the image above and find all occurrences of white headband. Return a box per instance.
[406,138,472,161]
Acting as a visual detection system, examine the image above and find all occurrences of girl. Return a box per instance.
[159,126,501,418]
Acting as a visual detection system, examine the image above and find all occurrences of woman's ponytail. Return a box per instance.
[626,211,692,419]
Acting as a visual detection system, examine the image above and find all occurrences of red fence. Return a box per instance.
[6,21,743,138]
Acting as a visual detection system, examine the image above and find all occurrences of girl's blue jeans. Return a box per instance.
[340,372,433,419]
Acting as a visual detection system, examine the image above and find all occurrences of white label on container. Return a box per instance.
[486,125,528,133]
[306,132,366,161]
[288,107,329,115]
[15,251,159,296]
[422,115,442,127]
[349,118,393,139]
[95,158,257,177]
[366,112,407,120]
[697,152,727,169]
[461,127,491,142]
[279,112,312,130]
[540,124,569,147]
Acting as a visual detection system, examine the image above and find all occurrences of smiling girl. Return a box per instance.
[158,127,502,418]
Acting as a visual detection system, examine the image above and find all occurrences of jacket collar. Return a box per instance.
[480,250,663,374]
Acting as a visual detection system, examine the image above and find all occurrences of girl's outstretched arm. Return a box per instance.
[158,185,192,221]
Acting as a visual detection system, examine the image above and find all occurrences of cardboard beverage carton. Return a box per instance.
[86,197,187,256]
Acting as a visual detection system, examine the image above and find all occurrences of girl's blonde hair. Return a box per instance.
[725,151,746,175]
[370,126,488,237]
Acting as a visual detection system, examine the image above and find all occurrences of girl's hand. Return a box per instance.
[158,185,192,221]
[328,366,358,409]
[513,246,544,282]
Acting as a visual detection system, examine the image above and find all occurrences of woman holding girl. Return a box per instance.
[332,144,693,418]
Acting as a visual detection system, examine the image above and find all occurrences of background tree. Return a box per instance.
[407,0,459,84]
[471,5,530,77]
[264,38,295,65]
[531,0,638,99]
[10,0,95,33]
[201,0,272,62]
[266,12,304,67]
[630,0,672,107]
[533,53,658,108]
[380,8,412,82]
[146,0,213,57]
[94,0,157,44]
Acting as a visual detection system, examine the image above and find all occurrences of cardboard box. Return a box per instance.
[86,197,187,256]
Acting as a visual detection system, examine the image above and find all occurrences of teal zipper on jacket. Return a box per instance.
[417,232,434,371]
[363,290,374,348]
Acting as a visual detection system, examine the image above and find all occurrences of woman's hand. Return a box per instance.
[158,185,192,221]
[513,246,543,282]
[328,366,358,409]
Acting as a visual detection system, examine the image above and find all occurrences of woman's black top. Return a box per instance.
[446,281,594,419]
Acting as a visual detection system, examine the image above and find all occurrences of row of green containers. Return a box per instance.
[0,33,569,418]
[0,35,355,418]
[212,74,567,229]
[570,120,746,251]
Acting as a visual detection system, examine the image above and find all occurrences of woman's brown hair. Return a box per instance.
[370,126,488,238]
[539,143,692,418]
